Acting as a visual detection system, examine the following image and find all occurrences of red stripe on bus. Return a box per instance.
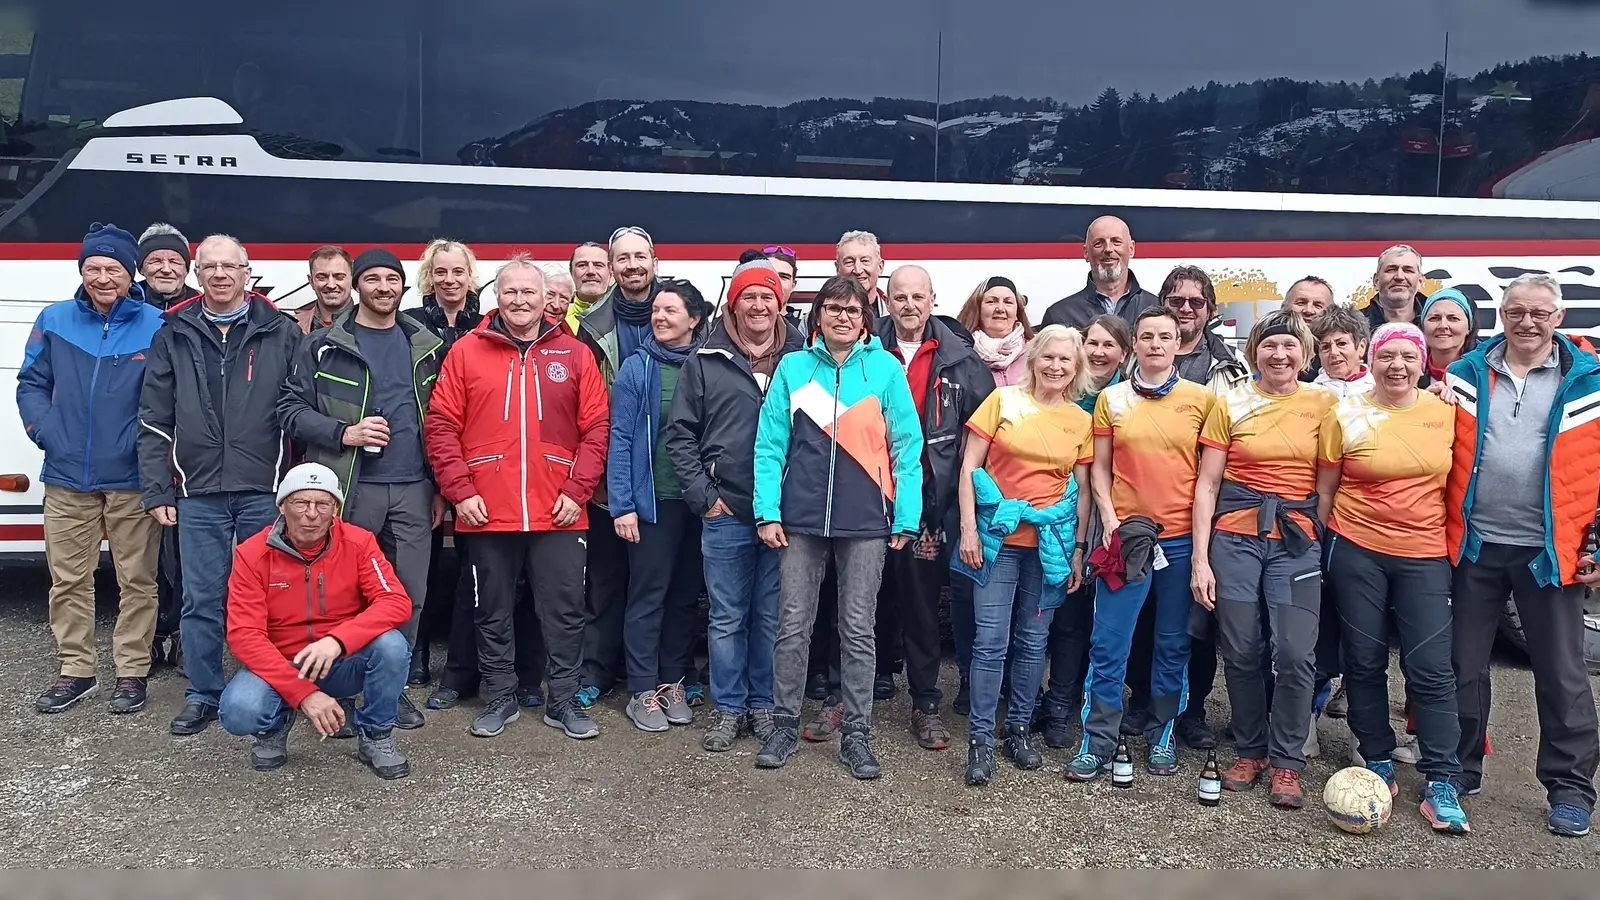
[0,524,45,541]
[5,239,1600,261]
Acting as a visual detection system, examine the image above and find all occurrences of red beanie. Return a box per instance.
[727,259,782,310]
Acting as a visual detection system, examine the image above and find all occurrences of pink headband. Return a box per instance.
[1368,322,1426,366]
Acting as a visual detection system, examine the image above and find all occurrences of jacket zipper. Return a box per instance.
[303,564,316,644]
[81,315,111,491]
[317,572,327,614]
[247,347,256,382]
[824,360,841,536]
[519,350,531,531]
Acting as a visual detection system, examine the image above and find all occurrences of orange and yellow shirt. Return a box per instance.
[967,385,1094,548]
[1200,382,1337,539]
[1317,391,1454,558]
[1093,379,1214,538]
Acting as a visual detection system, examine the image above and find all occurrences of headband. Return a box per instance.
[985,276,1018,295]
[1369,322,1426,366]
[1257,319,1297,341]
[1421,288,1473,324]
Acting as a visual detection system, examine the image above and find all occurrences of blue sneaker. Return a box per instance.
[1365,759,1400,798]
[684,684,707,708]
[575,684,601,709]
[1548,803,1591,838]
[1420,781,1470,834]
[1064,751,1109,783]
[1146,742,1179,776]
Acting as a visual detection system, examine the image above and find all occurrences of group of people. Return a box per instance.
[19,216,1599,839]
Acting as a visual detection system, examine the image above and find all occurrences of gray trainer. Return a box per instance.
[357,726,410,780]
[661,683,693,726]
[748,708,778,743]
[251,711,296,771]
[702,709,743,752]
[628,690,670,732]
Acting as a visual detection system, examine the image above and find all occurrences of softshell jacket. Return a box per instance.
[949,467,1080,593]
[1041,273,1160,329]
[424,316,609,533]
[135,280,199,311]
[225,517,411,709]
[576,280,662,385]
[277,312,444,506]
[18,290,166,492]
[665,317,806,524]
[753,334,924,539]
[137,296,299,509]
[876,316,995,533]
[1445,333,1600,587]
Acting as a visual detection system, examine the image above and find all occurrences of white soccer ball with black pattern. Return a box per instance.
[1322,766,1393,834]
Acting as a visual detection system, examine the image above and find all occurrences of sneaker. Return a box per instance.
[36,676,97,714]
[805,673,831,701]
[1323,680,1348,718]
[330,698,358,739]
[169,700,218,735]
[1222,756,1270,792]
[627,690,670,733]
[802,701,845,742]
[357,726,410,780]
[839,728,881,779]
[1268,767,1304,809]
[911,708,951,750]
[1043,705,1075,749]
[1176,714,1218,750]
[1304,713,1321,759]
[544,700,600,739]
[427,685,463,710]
[1365,759,1400,798]
[1147,741,1179,776]
[1420,781,1470,834]
[1392,736,1421,765]
[873,673,897,701]
[470,696,520,737]
[1121,708,1151,737]
[965,739,996,786]
[755,717,800,769]
[684,684,707,708]
[108,677,148,715]
[251,712,295,771]
[660,682,693,725]
[702,709,743,752]
[1065,751,1110,783]
[575,684,602,709]
[394,693,425,730]
[748,708,778,743]
[953,678,971,717]
[1001,723,1043,770]
[1548,803,1591,838]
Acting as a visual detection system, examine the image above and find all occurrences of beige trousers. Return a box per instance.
[44,484,161,677]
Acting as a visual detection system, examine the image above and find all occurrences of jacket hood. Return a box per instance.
[165,290,283,327]
[875,314,976,370]
[806,330,884,366]
[1470,332,1598,383]
[703,314,805,357]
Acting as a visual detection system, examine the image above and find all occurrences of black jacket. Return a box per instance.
[1041,272,1160,330]
[137,296,299,509]
[404,291,482,358]
[875,316,995,531]
[135,280,200,311]
[664,317,805,525]
[1364,291,1426,331]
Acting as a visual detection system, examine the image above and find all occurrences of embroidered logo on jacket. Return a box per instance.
[546,362,569,383]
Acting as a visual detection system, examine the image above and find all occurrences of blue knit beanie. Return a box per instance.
[79,222,139,278]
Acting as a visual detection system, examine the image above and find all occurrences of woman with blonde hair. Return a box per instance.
[406,239,483,350]
[955,324,1093,785]
[957,277,1035,386]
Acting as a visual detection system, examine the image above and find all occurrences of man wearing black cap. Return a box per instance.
[135,223,199,311]
[278,247,446,730]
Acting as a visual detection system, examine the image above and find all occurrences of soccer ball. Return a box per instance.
[1323,767,1393,834]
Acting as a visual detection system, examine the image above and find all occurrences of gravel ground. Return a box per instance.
[0,565,1595,869]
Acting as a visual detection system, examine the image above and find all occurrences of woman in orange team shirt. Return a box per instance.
[1314,322,1469,835]
[1191,309,1335,811]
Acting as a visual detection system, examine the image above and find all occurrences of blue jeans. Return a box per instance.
[219,629,410,734]
[176,491,278,707]
[1080,536,1193,758]
[702,515,780,715]
[968,547,1063,743]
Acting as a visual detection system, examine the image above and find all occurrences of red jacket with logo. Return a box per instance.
[424,315,609,532]
[225,518,411,709]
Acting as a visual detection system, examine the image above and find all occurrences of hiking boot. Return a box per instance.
[1065,751,1110,783]
[873,673,897,701]
[627,690,670,733]
[427,685,463,710]
[702,709,743,752]
[1323,679,1348,718]
[684,684,707,708]
[394,693,425,730]
[911,708,951,750]
[1365,759,1400,798]
[747,708,777,743]
[1222,756,1270,792]
[1268,767,1304,809]
[1420,781,1470,834]
[805,673,831,701]
[839,727,881,779]
[169,700,217,735]
[953,678,971,717]
[965,739,996,786]
[802,701,845,742]
[1043,706,1075,749]
[330,698,358,739]
[36,676,97,714]
[1548,803,1591,838]
[251,712,295,771]
[1001,723,1043,770]
[661,682,693,725]
[1176,714,1218,750]
[755,716,800,769]
[544,700,600,739]
[1147,740,1179,776]
[108,677,147,714]
[407,648,429,686]
[469,696,520,737]
[358,726,411,779]
[1120,708,1151,737]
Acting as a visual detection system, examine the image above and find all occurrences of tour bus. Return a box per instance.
[1,0,1599,567]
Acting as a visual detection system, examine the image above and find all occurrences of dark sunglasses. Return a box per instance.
[1164,296,1208,311]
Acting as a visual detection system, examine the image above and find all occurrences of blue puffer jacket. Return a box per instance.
[17,289,166,492]
[950,467,1080,593]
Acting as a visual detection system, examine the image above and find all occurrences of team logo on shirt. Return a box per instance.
[546,362,569,383]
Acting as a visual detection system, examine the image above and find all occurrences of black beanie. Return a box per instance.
[352,248,406,284]
[137,233,191,270]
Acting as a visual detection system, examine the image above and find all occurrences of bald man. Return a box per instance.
[1041,216,1160,329]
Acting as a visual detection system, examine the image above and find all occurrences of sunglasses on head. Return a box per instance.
[1164,296,1208,311]
[609,226,654,248]
[763,245,797,261]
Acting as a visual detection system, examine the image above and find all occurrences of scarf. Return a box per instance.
[642,332,695,368]
[973,325,1026,371]
[726,314,781,386]
[1131,366,1179,399]
[200,299,250,327]
[614,294,654,326]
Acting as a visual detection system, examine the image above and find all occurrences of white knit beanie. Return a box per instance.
[276,463,345,507]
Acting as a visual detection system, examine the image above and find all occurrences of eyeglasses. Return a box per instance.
[285,498,337,514]
[81,265,127,279]
[819,303,864,320]
[1502,307,1555,324]
[763,245,797,260]
[199,262,248,274]
[1164,296,1208,311]
[609,226,654,248]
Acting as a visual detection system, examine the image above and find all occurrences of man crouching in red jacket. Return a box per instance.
[218,463,413,779]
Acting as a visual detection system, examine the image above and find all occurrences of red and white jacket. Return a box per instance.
[424,316,609,533]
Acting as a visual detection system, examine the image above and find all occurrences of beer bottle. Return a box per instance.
[363,406,384,457]
[1198,749,1222,807]
[1111,737,1134,788]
